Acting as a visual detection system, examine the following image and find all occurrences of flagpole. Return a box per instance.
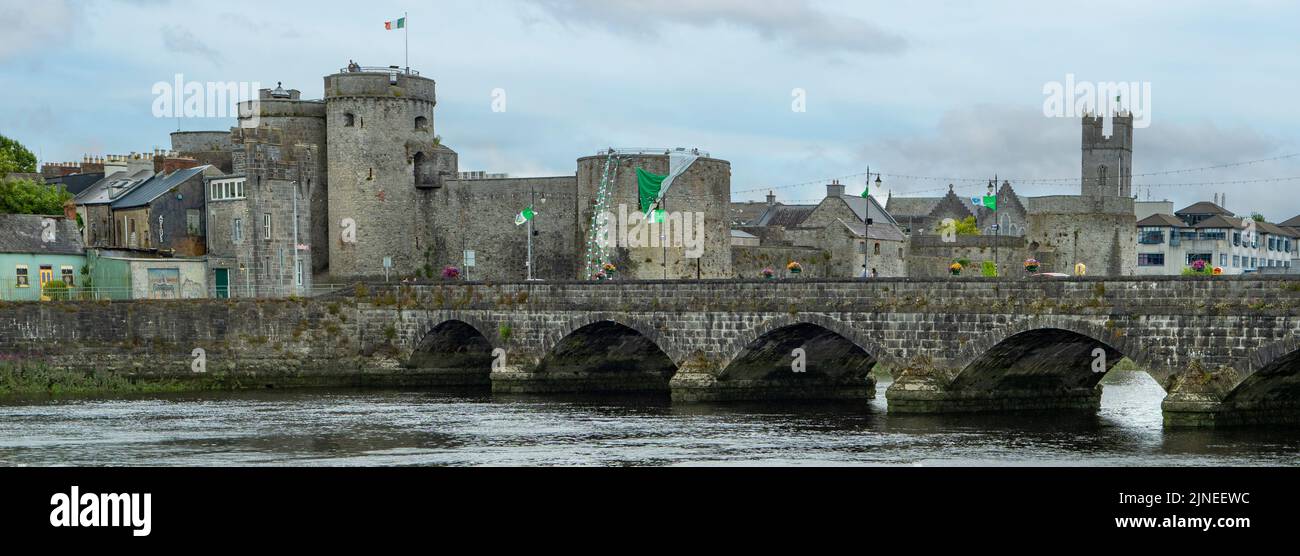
[527,187,534,280]
[404,12,409,72]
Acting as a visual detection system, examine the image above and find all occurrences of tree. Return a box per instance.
[0,177,72,215]
[935,216,981,236]
[0,134,38,175]
[1251,213,1266,222]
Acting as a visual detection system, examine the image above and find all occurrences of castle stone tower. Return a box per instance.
[235,84,328,273]
[1081,113,1132,198]
[324,66,457,280]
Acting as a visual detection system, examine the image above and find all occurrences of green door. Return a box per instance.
[214,268,229,299]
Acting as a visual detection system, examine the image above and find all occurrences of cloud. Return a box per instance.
[864,105,1300,219]
[0,1,78,61]
[523,0,906,55]
[161,25,222,65]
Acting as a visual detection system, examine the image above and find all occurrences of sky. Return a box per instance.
[2,0,1299,219]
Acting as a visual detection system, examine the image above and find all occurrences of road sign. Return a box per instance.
[464,250,476,267]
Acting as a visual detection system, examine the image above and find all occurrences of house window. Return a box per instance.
[873,243,881,256]
[296,259,304,286]
[187,209,201,236]
[1098,165,1108,189]
[15,265,29,287]
[1251,257,1258,268]
[61,266,75,286]
[1233,232,1241,246]
[263,213,272,241]
[1186,253,1212,266]
[233,218,243,242]
[1220,254,1228,267]
[1138,227,1165,245]
[1138,253,1164,267]
[1233,255,1240,267]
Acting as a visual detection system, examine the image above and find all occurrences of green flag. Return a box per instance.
[982,195,997,211]
[861,186,870,199]
[514,205,534,226]
[636,168,667,213]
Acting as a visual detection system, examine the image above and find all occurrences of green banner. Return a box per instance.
[636,168,667,212]
[983,195,997,211]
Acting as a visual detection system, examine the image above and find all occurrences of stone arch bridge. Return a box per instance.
[345,277,1300,427]
[5,277,1300,428]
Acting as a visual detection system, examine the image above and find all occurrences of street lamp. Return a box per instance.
[863,170,882,278]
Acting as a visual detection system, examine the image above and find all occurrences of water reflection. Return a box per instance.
[0,370,1296,466]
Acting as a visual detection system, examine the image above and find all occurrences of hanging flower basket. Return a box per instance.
[786,261,803,275]
[761,267,775,280]
[595,271,608,281]
[1024,259,1040,273]
[602,262,617,275]
[1213,266,1224,276]
[949,262,963,276]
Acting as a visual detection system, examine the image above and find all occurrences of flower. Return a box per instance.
[786,261,802,271]
[442,266,461,279]
[594,271,608,280]
[1023,258,1040,269]
[1213,266,1224,276]
[1192,260,1208,271]
[761,267,775,277]
[949,262,963,272]
[602,262,616,272]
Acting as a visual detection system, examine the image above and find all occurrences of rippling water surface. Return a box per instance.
[1,370,1297,466]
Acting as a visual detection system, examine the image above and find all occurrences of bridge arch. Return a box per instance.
[406,315,496,385]
[1223,333,1300,412]
[948,317,1159,394]
[722,313,889,372]
[533,313,680,393]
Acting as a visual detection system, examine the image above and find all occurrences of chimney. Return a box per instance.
[766,190,776,207]
[162,157,200,174]
[826,179,846,198]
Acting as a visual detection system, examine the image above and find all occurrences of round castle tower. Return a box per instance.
[324,66,456,280]
[576,152,732,280]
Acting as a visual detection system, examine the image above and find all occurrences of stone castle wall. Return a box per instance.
[576,154,732,280]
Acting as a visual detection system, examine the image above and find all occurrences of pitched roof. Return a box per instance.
[0,214,85,255]
[835,194,900,226]
[754,204,816,227]
[1256,221,1299,238]
[74,169,155,205]
[1136,213,1186,227]
[1175,201,1234,217]
[729,201,774,226]
[884,196,939,218]
[46,172,106,196]
[110,166,211,209]
[730,229,758,239]
[1192,215,1248,229]
[837,218,907,242]
[1279,214,1300,228]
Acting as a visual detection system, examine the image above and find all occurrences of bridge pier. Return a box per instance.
[669,361,876,403]
[885,358,1102,414]
[490,366,673,394]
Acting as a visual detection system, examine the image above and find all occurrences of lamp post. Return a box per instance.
[863,168,881,278]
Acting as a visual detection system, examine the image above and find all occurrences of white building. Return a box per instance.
[1135,201,1298,275]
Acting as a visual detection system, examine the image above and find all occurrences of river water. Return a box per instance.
[1,369,1297,466]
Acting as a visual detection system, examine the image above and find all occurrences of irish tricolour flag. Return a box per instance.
[385,17,406,30]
